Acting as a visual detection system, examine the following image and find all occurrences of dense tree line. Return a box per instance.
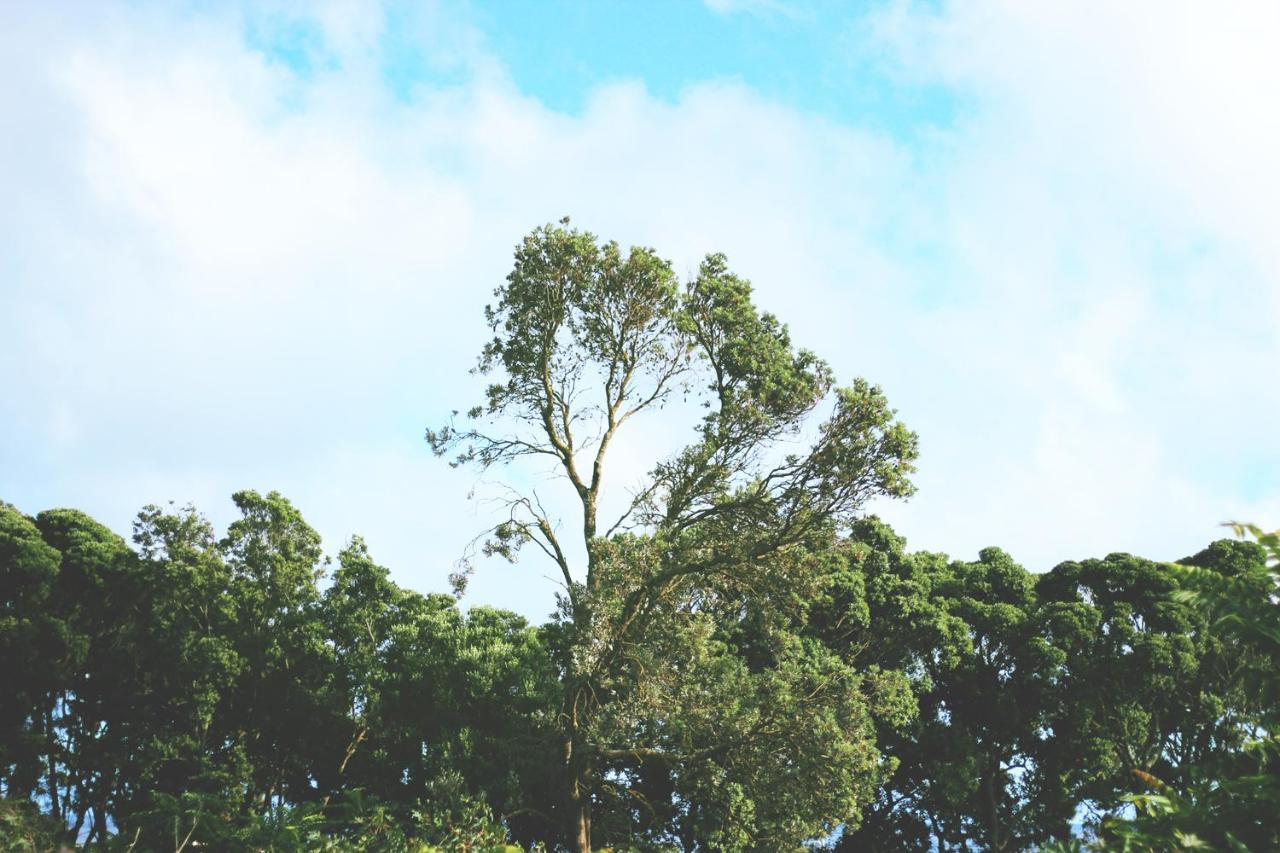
[2,497,1274,850]
[2,222,1275,850]
[0,493,556,850]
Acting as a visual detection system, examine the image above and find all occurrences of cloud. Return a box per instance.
[2,1,1277,619]
[844,0,1280,564]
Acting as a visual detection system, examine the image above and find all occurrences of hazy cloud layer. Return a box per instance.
[3,1,1277,619]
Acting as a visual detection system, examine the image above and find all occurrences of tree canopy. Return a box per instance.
[428,220,919,851]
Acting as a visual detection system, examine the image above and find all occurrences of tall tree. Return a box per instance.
[0,503,64,809]
[833,538,1065,851]
[220,490,333,817]
[1076,533,1278,850]
[317,540,559,843]
[117,503,247,847]
[1036,546,1261,828]
[429,220,918,851]
[29,507,139,845]
[817,520,969,851]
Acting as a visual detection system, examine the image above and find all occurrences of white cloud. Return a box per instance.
[854,0,1280,565]
[2,1,1277,620]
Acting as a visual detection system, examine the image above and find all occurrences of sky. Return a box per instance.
[3,0,1279,621]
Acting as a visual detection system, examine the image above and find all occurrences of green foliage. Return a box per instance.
[2,487,1275,851]
[0,799,68,851]
[116,788,515,852]
[0,504,64,808]
[0,491,564,850]
[1093,524,1280,852]
[830,519,1278,852]
[430,220,919,851]
[1035,549,1246,823]
[835,535,1070,852]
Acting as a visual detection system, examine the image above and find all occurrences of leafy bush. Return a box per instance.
[0,800,69,852]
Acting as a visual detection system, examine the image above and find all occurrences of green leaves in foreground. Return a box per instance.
[1093,524,1280,852]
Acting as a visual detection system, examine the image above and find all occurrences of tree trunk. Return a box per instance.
[45,706,60,820]
[985,757,1002,851]
[70,807,86,843]
[564,727,592,853]
[563,618,595,852]
[572,766,592,853]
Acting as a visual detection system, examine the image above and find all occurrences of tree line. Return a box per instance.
[2,221,1275,850]
[1,496,1274,850]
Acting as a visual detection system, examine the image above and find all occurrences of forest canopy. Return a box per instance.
[2,223,1276,851]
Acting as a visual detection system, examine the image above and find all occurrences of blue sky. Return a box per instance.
[3,1,1279,620]
[245,1,960,134]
